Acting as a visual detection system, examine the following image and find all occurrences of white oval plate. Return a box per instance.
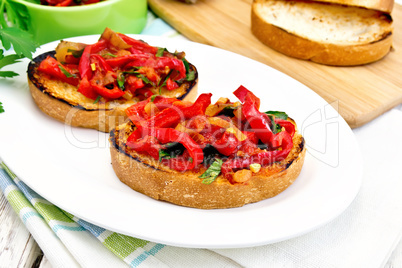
[0,35,362,248]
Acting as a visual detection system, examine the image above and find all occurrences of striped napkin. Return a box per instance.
[0,163,238,267]
[1,10,402,268]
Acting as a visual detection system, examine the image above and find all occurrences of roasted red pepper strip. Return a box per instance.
[78,45,92,80]
[56,0,72,6]
[90,54,114,72]
[127,135,161,160]
[166,77,179,90]
[241,92,273,145]
[90,82,125,99]
[127,127,203,171]
[275,119,295,138]
[38,56,79,86]
[77,75,98,100]
[233,85,260,109]
[106,54,149,68]
[221,130,293,177]
[153,128,203,171]
[117,34,158,55]
[126,100,150,124]
[213,132,240,156]
[154,57,186,80]
[142,93,212,129]
[125,96,181,125]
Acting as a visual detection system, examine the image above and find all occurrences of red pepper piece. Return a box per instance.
[106,54,149,68]
[125,96,179,124]
[154,57,186,80]
[275,119,295,138]
[153,128,203,171]
[221,130,293,177]
[90,82,125,100]
[90,54,114,72]
[127,135,161,160]
[242,131,259,144]
[136,89,154,99]
[166,77,179,90]
[127,127,203,171]
[77,76,98,100]
[126,100,150,124]
[233,85,260,109]
[143,93,212,129]
[56,0,72,6]
[118,34,158,55]
[126,75,145,94]
[213,132,240,156]
[78,45,92,80]
[241,92,273,145]
[38,56,79,86]
[90,39,108,54]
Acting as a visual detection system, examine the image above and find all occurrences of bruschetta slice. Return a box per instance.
[110,85,306,209]
[28,28,198,132]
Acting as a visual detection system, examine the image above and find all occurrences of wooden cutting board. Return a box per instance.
[148,0,402,128]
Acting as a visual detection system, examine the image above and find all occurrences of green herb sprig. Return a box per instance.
[199,158,223,184]
[0,0,39,112]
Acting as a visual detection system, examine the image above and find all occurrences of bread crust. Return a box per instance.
[109,121,306,209]
[311,0,394,13]
[251,0,393,66]
[27,51,198,132]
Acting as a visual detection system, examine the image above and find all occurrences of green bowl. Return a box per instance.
[9,0,148,45]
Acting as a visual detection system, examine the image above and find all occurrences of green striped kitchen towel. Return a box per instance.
[0,161,238,267]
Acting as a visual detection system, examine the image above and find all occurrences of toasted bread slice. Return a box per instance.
[251,0,393,66]
[312,0,394,13]
[28,28,199,133]
[109,120,306,209]
[28,51,198,132]
[28,52,197,132]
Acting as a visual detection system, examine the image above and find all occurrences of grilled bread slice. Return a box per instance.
[28,52,197,132]
[109,85,306,209]
[27,30,198,132]
[110,120,305,209]
[251,0,394,66]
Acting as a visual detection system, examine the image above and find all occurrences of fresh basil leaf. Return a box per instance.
[181,58,196,81]
[159,142,186,162]
[159,149,171,161]
[117,73,125,90]
[0,101,4,113]
[137,74,152,85]
[156,47,166,57]
[150,95,158,102]
[217,105,238,117]
[267,114,281,134]
[158,70,174,95]
[58,64,76,78]
[264,110,288,120]
[199,158,223,184]
[186,70,195,81]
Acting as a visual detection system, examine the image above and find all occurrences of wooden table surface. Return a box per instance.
[0,191,51,268]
